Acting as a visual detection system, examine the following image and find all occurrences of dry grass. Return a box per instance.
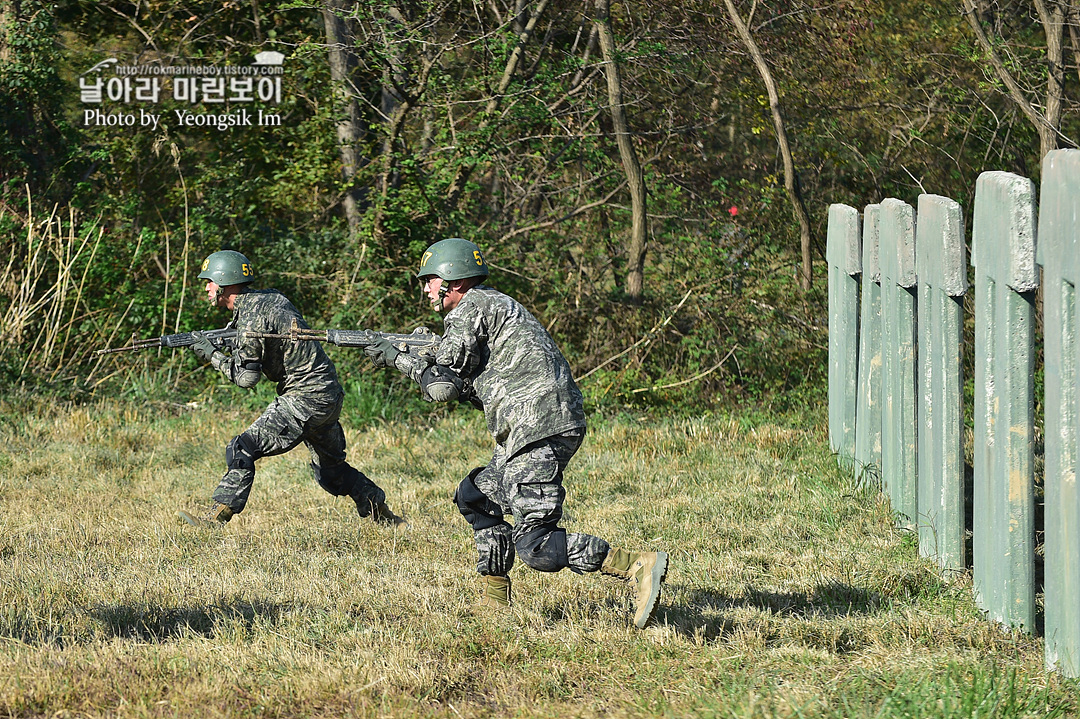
[0,204,107,379]
[0,396,1075,718]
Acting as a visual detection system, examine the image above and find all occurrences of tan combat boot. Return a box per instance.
[176,501,234,530]
[601,547,669,628]
[479,575,512,608]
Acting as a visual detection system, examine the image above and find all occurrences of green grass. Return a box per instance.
[0,394,1075,717]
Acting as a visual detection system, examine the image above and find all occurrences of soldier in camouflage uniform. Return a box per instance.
[177,250,403,529]
[364,238,668,628]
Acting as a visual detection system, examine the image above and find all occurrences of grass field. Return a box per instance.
[0,391,1076,718]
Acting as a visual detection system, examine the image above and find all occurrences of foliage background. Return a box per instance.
[0,0,1067,416]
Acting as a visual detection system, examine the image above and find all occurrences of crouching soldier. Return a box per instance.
[364,238,667,628]
[177,250,403,529]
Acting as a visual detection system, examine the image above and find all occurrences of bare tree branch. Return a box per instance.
[961,0,1061,157]
[445,0,551,209]
[495,179,628,243]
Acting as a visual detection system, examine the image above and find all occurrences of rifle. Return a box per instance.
[94,322,440,357]
[94,328,238,355]
[257,323,477,404]
[246,322,441,356]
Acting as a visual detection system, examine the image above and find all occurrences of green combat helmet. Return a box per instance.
[198,250,255,286]
[416,238,489,281]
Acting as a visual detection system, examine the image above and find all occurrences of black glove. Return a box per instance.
[190,331,217,362]
[364,336,400,369]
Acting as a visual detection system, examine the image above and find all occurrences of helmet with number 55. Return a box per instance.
[198,250,255,286]
[416,238,489,281]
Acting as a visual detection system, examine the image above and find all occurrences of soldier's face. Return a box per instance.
[205,280,222,307]
[423,276,470,312]
[205,280,237,310]
[422,275,447,312]
[423,276,474,312]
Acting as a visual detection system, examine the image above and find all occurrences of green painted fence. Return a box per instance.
[827,150,1080,676]
[971,171,1037,632]
[828,204,861,470]
[1038,149,1080,678]
[854,204,882,487]
[915,194,966,572]
[878,198,918,529]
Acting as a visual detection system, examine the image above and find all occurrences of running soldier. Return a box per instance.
[363,238,667,628]
[177,250,403,529]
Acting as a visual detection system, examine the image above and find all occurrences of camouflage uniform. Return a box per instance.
[208,289,385,514]
[395,286,610,576]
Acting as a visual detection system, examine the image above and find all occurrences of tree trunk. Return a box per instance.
[1066,4,1080,87]
[1034,0,1064,158]
[377,6,410,196]
[321,0,366,239]
[249,0,263,43]
[368,46,438,244]
[512,0,529,35]
[593,0,648,302]
[0,0,20,64]
[722,0,813,292]
[371,97,413,243]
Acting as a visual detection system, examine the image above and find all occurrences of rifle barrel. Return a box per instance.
[94,328,236,355]
[93,338,165,355]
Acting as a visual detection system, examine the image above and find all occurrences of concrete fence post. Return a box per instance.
[855,204,883,487]
[879,198,919,528]
[828,204,862,470]
[971,171,1037,632]
[914,194,967,571]
[1038,149,1080,677]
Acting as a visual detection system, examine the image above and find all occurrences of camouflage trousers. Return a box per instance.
[212,391,384,514]
[454,429,610,576]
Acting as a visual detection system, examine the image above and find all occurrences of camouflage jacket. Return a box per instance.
[211,289,342,405]
[397,285,585,457]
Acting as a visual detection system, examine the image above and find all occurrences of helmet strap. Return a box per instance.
[437,281,450,312]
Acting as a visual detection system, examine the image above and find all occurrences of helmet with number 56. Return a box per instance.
[198,250,255,286]
[416,238,489,281]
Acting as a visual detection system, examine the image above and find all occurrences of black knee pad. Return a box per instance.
[420,364,464,402]
[453,467,503,531]
[516,526,569,573]
[225,433,260,472]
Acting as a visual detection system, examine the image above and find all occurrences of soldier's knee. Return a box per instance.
[454,467,503,531]
[225,433,260,472]
[516,526,569,573]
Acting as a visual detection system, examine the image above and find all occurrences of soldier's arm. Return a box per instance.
[434,307,487,378]
[210,324,263,389]
[392,350,433,385]
[392,308,485,403]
